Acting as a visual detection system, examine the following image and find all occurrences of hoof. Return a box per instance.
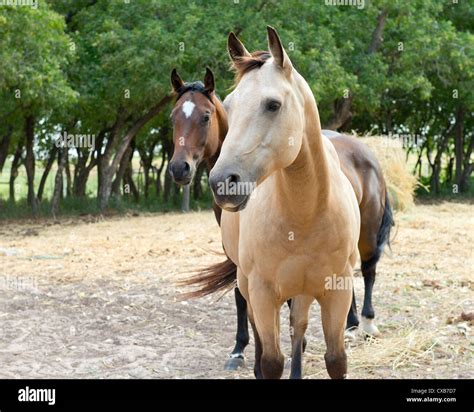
[224,354,246,370]
[361,316,381,338]
[344,327,358,343]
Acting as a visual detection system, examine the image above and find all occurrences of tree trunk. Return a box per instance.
[73,148,89,197]
[181,184,190,212]
[124,155,139,203]
[74,163,93,197]
[112,143,133,200]
[156,139,168,198]
[446,157,454,184]
[51,146,67,220]
[0,127,12,173]
[9,142,23,201]
[65,150,72,198]
[460,134,473,192]
[193,162,206,200]
[430,124,453,193]
[323,94,353,131]
[454,107,464,189]
[24,115,37,213]
[163,163,172,203]
[37,146,58,202]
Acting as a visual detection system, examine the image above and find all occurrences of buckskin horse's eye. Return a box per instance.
[266,100,281,112]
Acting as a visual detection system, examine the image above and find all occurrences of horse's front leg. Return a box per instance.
[289,295,313,379]
[224,287,250,370]
[249,276,284,379]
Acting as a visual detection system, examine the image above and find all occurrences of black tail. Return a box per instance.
[177,257,237,299]
[361,189,395,272]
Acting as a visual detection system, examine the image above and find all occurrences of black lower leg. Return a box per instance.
[346,287,359,329]
[290,338,303,379]
[224,288,249,370]
[250,320,263,379]
[361,265,376,319]
[230,287,249,355]
[288,299,307,352]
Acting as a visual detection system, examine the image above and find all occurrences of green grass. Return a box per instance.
[0,156,214,220]
[415,175,474,201]
[0,189,215,221]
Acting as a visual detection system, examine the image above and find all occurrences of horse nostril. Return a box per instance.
[183,162,191,174]
[226,174,240,185]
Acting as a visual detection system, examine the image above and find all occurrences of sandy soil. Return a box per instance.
[0,201,472,379]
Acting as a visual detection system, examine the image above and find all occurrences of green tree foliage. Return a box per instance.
[0,0,472,217]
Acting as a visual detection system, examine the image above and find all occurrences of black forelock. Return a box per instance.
[175,81,213,102]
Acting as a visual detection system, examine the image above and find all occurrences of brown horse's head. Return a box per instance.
[169,68,220,185]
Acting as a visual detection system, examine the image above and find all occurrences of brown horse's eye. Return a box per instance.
[202,114,210,124]
[266,100,281,112]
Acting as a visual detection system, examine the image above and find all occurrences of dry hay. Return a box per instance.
[0,202,471,378]
[358,134,419,211]
[304,327,440,378]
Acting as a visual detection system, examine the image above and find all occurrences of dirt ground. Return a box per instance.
[0,201,472,379]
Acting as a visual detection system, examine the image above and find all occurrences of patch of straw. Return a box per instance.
[305,326,439,378]
[359,135,419,211]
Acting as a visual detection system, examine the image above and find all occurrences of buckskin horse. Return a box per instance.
[206,27,393,379]
[171,42,393,376]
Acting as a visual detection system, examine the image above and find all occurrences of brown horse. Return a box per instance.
[169,68,250,370]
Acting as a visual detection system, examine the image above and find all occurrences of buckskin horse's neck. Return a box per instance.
[206,95,228,171]
[274,74,331,220]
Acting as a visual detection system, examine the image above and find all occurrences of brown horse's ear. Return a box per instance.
[267,26,292,75]
[227,32,250,62]
[171,68,184,93]
[204,67,215,94]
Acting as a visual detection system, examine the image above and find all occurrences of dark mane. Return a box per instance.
[232,50,271,82]
[175,81,213,102]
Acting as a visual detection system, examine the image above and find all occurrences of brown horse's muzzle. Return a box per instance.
[169,159,194,186]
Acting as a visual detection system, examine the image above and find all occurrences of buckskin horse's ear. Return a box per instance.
[170,68,184,94]
[204,67,215,94]
[227,32,250,62]
[267,26,292,75]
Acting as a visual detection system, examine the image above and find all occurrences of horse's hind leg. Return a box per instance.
[224,287,250,370]
[289,295,313,379]
[345,288,359,341]
[361,262,380,337]
[319,274,352,379]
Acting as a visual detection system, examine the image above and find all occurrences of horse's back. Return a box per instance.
[323,131,385,202]
[323,131,387,261]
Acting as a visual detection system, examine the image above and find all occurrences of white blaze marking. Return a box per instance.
[182,100,195,118]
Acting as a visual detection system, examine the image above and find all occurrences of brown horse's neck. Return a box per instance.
[206,94,228,171]
[274,75,331,220]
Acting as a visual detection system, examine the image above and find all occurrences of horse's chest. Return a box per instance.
[238,219,348,297]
